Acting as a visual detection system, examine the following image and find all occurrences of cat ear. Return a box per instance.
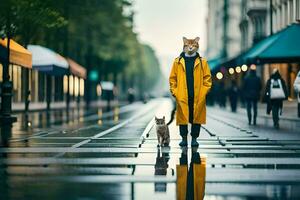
[194,37,200,42]
[163,116,165,120]
[183,37,188,43]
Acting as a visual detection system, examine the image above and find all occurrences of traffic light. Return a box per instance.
[89,70,98,82]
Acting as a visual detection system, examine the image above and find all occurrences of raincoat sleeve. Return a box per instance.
[169,60,178,97]
[202,59,212,96]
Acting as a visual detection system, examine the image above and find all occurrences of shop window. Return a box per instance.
[12,65,20,102]
[17,66,21,101]
[9,64,12,81]
[38,72,45,102]
[69,75,74,96]
[80,78,84,96]
[63,75,68,94]
[74,76,79,97]
[296,0,300,20]
[0,63,2,82]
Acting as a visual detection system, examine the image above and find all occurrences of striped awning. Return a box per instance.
[27,45,68,76]
[67,58,86,79]
[0,38,32,68]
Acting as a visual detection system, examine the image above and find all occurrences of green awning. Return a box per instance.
[243,23,300,64]
[208,56,224,73]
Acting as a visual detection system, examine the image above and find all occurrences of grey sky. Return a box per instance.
[133,0,208,77]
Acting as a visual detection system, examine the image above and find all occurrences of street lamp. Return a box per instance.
[235,66,241,73]
[228,67,235,74]
[250,64,257,70]
[0,36,17,125]
[216,72,223,80]
[241,64,248,72]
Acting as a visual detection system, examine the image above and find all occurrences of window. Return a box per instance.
[284,2,288,25]
[69,75,74,96]
[79,78,84,96]
[38,72,45,102]
[289,0,294,23]
[296,0,300,20]
[0,63,2,82]
[74,76,79,97]
[277,7,281,31]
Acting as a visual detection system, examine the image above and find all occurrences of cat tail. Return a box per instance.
[166,105,176,126]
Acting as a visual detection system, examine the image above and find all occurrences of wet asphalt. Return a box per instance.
[1,98,300,200]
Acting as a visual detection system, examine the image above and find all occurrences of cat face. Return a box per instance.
[155,116,165,125]
[183,37,199,55]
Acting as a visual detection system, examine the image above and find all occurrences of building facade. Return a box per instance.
[206,0,242,60]
[206,0,300,98]
[0,63,85,111]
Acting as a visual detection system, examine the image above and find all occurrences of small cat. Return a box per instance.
[154,148,169,176]
[154,148,169,192]
[155,116,170,147]
[183,36,200,55]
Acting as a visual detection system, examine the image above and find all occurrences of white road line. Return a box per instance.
[53,100,160,158]
[1,157,300,166]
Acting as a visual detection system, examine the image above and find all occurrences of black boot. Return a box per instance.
[179,136,187,147]
[191,137,199,147]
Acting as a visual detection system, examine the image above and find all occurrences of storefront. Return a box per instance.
[0,38,32,106]
[27,45,69,110]
[213,23,300,99]
[66,58,86,103]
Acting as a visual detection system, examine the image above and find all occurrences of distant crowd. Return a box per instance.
[207,68,300,129]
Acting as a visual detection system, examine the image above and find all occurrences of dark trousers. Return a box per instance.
[179,124,201,138]
[271,101,281,126]
[246,99,258,124]
[179,97,201,138]
[229,98,238,112]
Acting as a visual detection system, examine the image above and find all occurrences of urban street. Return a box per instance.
[1,98,300,199]
[1,0,300,199]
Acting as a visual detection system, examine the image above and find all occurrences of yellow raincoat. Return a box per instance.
[169,56,212,125]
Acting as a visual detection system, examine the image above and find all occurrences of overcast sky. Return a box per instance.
[133,0,208,77]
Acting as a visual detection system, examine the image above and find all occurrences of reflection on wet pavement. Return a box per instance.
[176,147,206,200]
[1,99,300,199]
[154,147,170,192]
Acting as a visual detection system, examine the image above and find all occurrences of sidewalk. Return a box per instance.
[11,100,122,113]
[216,99,300,131]
[255,100,299,121]
[136,98,300,199]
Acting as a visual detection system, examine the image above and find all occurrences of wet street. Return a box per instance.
[1,98,300,200]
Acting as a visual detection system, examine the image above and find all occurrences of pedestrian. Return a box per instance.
[293,71,300,118]
[242,67,262,125]
[169,37,212,147]
[228,80,239,112]
[264,69,288,129]
[127,88,135,104]
[217,82,227,108]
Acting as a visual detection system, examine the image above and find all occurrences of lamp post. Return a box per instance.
[0,5,17,127]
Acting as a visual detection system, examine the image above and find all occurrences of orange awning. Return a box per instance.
[67,58,86,79]
[0,38,32,68]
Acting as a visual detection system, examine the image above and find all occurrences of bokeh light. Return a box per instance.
[250,64,256,70]
[235,66,241,73]
[229,68,235,74]
[216,72,223,80]
[241,64,248,71]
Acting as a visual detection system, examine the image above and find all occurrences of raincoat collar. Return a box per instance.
[178,52,202,71]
